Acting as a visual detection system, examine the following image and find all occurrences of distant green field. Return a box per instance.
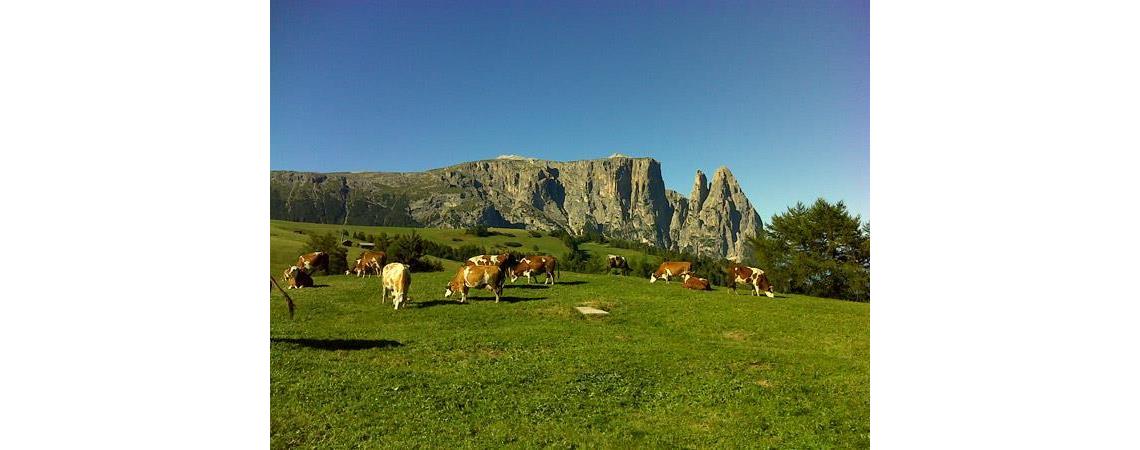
[271,220,575,276]
[270,220,869,448]
[270,220,665,280]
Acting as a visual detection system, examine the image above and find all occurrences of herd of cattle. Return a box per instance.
[280,250,775,310]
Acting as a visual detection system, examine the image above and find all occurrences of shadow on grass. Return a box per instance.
[271,338,403,350]
[497,296,548,303]
[415,300,465,308]
[557,280,588,286]
[506,284,550,290]
[417,296,549,305]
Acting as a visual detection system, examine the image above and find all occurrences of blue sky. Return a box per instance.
[272,0,868,222]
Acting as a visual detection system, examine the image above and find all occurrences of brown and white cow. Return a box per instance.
[727,265,775,297]
[381,262,412,309]
[509,255,557,285]
[465,253,514,269]
[680,272,711,291]
[607,254,630,275]
[347,250,387,277]
[296,251,330,275]
[282,266,314,289]
[445,264,505,303]
[650,261,691,283]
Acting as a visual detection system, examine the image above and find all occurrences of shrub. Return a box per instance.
[503,241,523,248]
[465,225,491,237]
[385,230,443,272]
[528,230,542,238]
[451,237,463,242]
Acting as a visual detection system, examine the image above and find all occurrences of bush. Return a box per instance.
[465,225,491,237]
[628,257,654,278]
[301,232,348,275]
[528,230,542,238]
[451,237,463,242]
[503,241,523,248]
[385,230,443,272]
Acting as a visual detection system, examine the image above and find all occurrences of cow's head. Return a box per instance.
[444,278,462,298]
[649,272,659,283]
[756,273,775,298]
[282,266,299,281]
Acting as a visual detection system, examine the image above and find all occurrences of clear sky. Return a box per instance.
[272,0,868,222]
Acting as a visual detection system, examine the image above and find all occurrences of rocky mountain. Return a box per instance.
[270,156,762,260]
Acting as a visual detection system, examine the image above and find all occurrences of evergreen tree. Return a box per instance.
[750,198,870,301]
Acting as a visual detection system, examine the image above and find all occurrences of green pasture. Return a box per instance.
[270,221,869,448]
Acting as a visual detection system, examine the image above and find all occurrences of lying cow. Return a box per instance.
[445,264,504,303]
[282,266,314,289]
[510,255,557,285]
[650,261,691,283]
[347,250,387,277]
[727,265,775,297]
[296,251,330,275]
[466,253,514,269]
[381,262,411,309]
[680,272,711,291]
[607,254,630,275]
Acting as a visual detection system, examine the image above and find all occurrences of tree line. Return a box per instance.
[299,198,869,301]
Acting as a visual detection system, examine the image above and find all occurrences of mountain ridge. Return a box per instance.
[270,156,761,259]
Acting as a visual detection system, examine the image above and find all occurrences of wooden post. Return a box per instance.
[269,276,296,319]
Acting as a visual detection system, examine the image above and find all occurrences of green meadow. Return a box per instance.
[270,220,869,448]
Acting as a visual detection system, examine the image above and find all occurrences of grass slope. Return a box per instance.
[270,224,869,448]
[271,220,573,276]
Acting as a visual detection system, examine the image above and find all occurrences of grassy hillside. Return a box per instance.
[270,221,869,448]
[270,219,573,276]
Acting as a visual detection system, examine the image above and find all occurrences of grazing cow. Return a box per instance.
[650,261,692,283]
[510,255,558,285]
[726,265,775,297]
[381,262,412,309]
[296,251,330,275]
[445,264,505,303]
[465,253,514,269]
[347,250,387,277]
[282,266,313,289]
[347,258,364,276]
[680,272,711,291]
[607,254,630,275]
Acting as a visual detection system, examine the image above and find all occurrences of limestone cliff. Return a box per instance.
[270,156,762,259]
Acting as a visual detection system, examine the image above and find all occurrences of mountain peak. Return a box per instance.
[271,157,761,258]
[690,170,710,209]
